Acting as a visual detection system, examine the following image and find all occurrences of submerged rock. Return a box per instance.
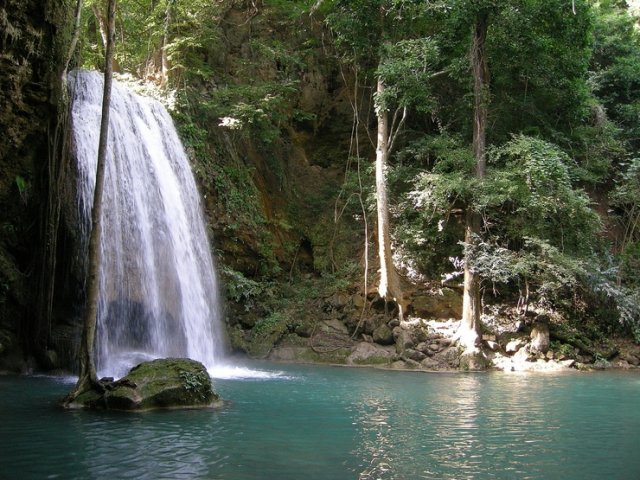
[72,358,222,411]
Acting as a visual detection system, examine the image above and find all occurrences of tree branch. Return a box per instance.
[387,106,407,154]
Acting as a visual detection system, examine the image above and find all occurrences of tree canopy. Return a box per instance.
[69,0,640,343]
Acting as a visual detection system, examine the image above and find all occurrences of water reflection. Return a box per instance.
[354,395,395,479]
[350,372,578,479]
[350,374,484,479]
[2,369,640,479]
[431,375,482,476]
[79,412,224,479]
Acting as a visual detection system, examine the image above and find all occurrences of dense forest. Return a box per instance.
[2,0,640,373]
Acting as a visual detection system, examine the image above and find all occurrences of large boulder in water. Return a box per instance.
[74,358,222,411]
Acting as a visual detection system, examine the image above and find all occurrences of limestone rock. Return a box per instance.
[411,289,462,319]
[459,350,490,371]
[432,347,461,368]
[372,324,394,345]
[394,328,415,354]
[613,359,631,369]
[326,293,349,309]
[513,345,534,362]
[403,348,426,362]
[593,358,611,370]
[295,321,314,338]
[506,338,527,354]
[73,358,221,411]
[530,321,550,353]
[620,353,640,366]
[352,294,365,309]
[420,357,440,369]
[321,319,349,335]
[347,342,394,365]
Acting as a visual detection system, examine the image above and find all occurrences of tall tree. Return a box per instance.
[66,0,117,403]
[458,11,489,353]
[326,0,438,319]
[375,71,407,319]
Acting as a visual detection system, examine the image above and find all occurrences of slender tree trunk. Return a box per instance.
[459,13,489,352]
[92,3,108,50]
[160,0,172,88]
[375,76,405,320]
[92,1,120,73]
[67,0,117,402]
[61,0,83,81]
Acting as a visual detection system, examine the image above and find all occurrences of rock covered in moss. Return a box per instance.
[74,358,221,411]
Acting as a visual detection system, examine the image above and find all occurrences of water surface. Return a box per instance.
[1,364,639,479]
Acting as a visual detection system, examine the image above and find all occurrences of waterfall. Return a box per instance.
[69,70,226,379]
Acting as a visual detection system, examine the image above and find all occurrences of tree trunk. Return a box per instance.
[160,0,172,88]
[375,76,405,320]
[61,0,83,80]
[66,0,117,403]
[92,1,120,73]
[459,13,489,352]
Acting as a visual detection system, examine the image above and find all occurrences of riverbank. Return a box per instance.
[230,306,640,374]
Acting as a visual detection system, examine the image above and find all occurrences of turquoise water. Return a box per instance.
[1,364,639,479]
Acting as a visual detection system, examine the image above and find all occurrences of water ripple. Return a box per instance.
[2,369,640,479]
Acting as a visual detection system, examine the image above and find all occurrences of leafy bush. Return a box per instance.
[253,312,289,337]
[221,266,275,312]
[481,135,602,257]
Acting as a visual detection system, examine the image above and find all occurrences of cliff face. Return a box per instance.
[190,5,365,275]
[0,0,70,369]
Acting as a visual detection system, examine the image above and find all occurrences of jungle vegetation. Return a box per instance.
[14,0,640,368]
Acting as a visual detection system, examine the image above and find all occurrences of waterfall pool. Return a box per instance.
[1,363,639,479]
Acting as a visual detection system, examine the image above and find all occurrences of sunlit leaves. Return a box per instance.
[375,38,440,112]
[482,135,601,255]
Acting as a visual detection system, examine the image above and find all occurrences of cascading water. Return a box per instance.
[69,70,226,379]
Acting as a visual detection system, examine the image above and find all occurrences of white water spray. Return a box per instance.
[70,70,226,378]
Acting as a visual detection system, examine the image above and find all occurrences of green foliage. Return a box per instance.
[488,0,593,138]
[221,266,276,312]
[482,135,602,256]
[423,1,593,146]
[467,136,601,306]
[375,38,440,112]
[207,82,299,144]
[550,341,577,359]
[74,0,640,345]
[590,2,640,149]
[393,134,472,272]
[178,368,210,398]
[253,312,289,337]
[610,158,640,289]
[401,134,603,308]
[14,176,29,204]
[80,0,222,84]
[465,235,589,304]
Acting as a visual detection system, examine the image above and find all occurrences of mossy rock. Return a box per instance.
[74,358,222,411]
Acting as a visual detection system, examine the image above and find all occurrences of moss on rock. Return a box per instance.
[71,358,222,411]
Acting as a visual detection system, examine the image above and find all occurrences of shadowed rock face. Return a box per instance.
[71,358,222,411]
[0,0,68,367]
